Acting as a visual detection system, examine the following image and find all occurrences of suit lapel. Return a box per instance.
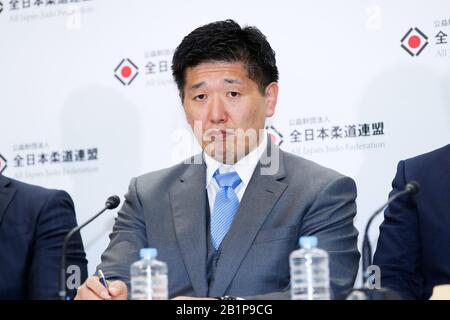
[170,157,208,297]
[209,142,288,296]
[0,175,16,227]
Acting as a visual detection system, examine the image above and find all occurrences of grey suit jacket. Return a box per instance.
[98,141,360,299]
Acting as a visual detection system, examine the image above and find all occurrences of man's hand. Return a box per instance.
[74,276,128,300]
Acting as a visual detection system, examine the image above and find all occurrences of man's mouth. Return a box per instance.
[206,128,234,141]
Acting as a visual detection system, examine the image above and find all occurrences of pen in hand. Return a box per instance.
[97,269,109,290]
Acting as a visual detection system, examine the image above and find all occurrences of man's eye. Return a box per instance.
[228,91,240,97]
[194,94,206,101]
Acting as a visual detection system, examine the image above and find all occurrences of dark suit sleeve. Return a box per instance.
[28,190,87,299]
[245,176,360,300]
[373,161,424,299]
[97,178,147,287]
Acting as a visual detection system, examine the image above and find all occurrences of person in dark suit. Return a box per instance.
[373,144,450,299]
[75,19,360,300]
[0,174,88,299]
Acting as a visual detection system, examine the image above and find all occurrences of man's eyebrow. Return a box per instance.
[224,78,242,84]
[190,81,205,90]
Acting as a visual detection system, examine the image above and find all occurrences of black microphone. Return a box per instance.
[59,195,120,300]
[361,181,420,286]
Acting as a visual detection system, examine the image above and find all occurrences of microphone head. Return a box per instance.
[105,195,121,209]
[405,181,420,195]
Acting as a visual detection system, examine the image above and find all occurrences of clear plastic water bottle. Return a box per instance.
[130,248,168,300]
[290,236,331,300]
[150,250,169,300]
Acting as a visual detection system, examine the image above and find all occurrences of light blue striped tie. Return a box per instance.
[210,169,242,250]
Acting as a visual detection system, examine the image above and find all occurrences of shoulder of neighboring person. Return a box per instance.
[405,144,450,168]
[1,175,74,227]
[401,144,450,180]
[6,175,72,205]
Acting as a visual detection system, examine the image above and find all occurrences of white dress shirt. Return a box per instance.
[204,133,268,213]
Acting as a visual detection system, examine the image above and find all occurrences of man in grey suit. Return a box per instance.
[75,19,359,300]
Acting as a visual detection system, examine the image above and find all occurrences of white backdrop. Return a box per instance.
[1,0,449,286]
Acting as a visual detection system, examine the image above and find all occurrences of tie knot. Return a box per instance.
[213,169,241,189]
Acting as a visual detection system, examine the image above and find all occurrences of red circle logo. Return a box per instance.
[408,35,421,49]
[121,66,132,78]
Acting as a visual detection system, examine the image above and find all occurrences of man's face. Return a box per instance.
[182,62,278,164]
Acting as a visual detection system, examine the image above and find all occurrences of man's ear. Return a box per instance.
[264,82,278,117]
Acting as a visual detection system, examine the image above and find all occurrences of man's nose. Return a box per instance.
[209,96,227,124]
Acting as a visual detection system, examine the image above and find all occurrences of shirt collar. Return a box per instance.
[204,132,268,189]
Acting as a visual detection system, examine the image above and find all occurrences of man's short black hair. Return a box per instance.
[172,19,279,98]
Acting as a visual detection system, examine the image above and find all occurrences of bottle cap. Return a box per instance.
[299,236,318,248]
[140,248,157,258]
